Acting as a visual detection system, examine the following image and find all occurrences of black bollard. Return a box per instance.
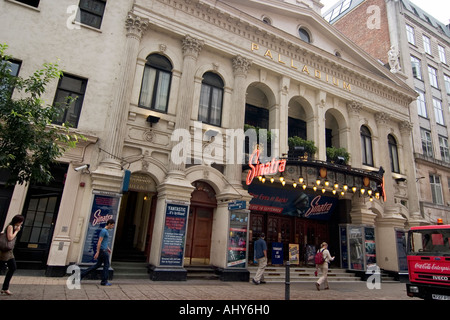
[285,260,290,300]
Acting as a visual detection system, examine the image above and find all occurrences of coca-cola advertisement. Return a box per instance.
[81,193,120,263]
[248,184,338,220]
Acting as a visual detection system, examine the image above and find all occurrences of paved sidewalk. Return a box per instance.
[0,270,417,301]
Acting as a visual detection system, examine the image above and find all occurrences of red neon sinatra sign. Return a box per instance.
[246,149,286,185]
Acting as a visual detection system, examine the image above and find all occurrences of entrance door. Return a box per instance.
[267,215,294,262]
[185,206,213,265]
[15,194,60,268]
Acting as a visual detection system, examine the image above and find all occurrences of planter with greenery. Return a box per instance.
[326,146,350,165]
[287,136,317,158]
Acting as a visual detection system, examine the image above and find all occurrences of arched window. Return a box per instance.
[139,54,172,112]
[298,28,311,43]
[360,125,373,166]
[388,134,400,173]
[198,72,224,126]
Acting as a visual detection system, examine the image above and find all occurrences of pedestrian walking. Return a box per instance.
[315,242,334,291]
[252,233,267,285]
[80,219,115,286]
[0,215,24,295]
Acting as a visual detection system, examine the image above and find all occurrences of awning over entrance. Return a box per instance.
[244,154,386,213]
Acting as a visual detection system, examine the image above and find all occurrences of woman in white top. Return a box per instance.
[315,242,335,291]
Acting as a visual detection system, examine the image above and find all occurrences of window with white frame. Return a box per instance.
[428,65,439,88]
[430,174,444,205]
[416,89,427,117]
[433,98,444,125]
[421,128,433,157]
[439,136,450,163]
[360,125,373,166]
[411,56,422,80]
[139,54,173,113]
[423,35,432,55]
[388,134,400,173]
[406,25,415,45]
[439,45,447,64]
[444,74,450,94]
[198,72,224,126]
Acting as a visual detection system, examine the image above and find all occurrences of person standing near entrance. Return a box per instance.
[315,242,334,291]
[0,215,24,295]
[252,233,267,285]
[81,219,115,286]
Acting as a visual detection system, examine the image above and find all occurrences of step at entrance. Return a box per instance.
[111,261,149,279]
[248,266,362,283]
[185,266,220,280]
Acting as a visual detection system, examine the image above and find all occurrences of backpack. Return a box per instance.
[314,249,325,265]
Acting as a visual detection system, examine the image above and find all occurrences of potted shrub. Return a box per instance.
[326,147,350,165]
[288,136,317,158]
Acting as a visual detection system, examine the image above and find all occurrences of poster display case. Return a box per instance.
[227,210,249,268]
[339,224,376,271]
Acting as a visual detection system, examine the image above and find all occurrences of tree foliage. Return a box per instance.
[0,44,83,185]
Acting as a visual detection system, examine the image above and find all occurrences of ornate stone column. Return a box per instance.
[346,101,362,167]
[93,11,149,192]
[167,35,204,177]
[224,55,252,189]
[374,112,397,212]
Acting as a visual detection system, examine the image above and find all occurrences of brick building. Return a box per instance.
[325,0,450,226]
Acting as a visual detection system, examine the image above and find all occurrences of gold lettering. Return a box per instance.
[332,77,339,86]
[278,54,285,64]
[251,43,259,51]
[326,74,329,82]
[264,49,273,59]
[343,81,351,91]
[315,69,321,79]
[302,65,310,74]
[290,59,297,69]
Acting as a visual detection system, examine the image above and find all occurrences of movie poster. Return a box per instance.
[227,211,248,268]
[160,201,189,266]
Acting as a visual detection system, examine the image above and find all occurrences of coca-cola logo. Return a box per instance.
[304,195,333,218]
[414,262,450,273]
[91,209,113,227]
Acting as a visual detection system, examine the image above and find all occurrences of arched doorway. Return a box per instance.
[113,172,157,262]
[185,181,216,265]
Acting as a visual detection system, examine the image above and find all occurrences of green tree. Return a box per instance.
[0,44,83,185]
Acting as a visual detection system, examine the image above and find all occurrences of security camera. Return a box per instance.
[74,164,89,172]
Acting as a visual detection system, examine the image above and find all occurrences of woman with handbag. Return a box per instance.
[0,215,24,295]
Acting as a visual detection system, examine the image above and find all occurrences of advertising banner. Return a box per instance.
[271,242,284,265]
[160,201,189,266]
[289,244,300,265]
[227,210,249,268]
[81,193,120,264]
[248,184,338,220]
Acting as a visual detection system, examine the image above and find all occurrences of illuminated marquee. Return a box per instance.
[246,149,286,185]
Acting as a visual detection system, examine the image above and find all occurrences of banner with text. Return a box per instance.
[248,184,338,220]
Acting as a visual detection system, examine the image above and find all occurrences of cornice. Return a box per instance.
[134,0,416,107]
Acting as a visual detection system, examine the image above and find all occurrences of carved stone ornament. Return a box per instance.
[346,100,362,115]
[399,121,413,133]
[388,45,401,74]
[232,55,252,76]
[181,35,204,58]
[125,11,149,39]
[375,112,390,125]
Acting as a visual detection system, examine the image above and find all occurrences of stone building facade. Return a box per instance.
[0,0,422,279]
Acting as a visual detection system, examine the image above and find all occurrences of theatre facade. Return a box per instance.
[0,0,426,280]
